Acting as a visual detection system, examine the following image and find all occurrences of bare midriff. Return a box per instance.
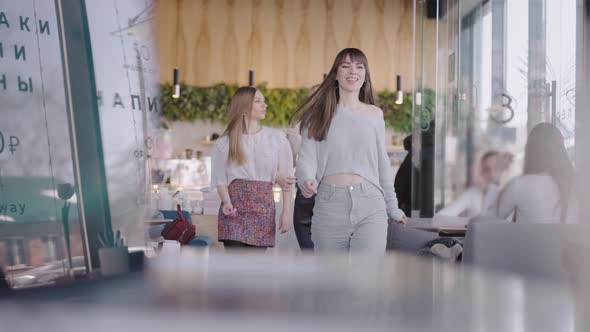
[322,173,364,185]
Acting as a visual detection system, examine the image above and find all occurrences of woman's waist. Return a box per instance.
[319,168,380,184]
[322,173,364,185]
[229,178,273,189]
[318,178,382,193]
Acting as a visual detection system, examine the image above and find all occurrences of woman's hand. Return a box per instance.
[393,212,407,225]
[279,211,291,234]
[399,213,408,224]
[300,179,317,198]
[276,175,297,192]
[222,201,236,216]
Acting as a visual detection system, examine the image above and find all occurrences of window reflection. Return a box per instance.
[428,0,578,214]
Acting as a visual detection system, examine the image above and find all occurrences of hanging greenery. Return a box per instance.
[377,90,413,134]
[161,83,433,134]
[378,88,436,134]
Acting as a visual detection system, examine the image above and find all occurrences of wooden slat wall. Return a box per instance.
[156,0,437,90]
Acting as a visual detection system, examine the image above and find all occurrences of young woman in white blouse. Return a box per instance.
[211,87,293,249]
[293,48,406,254]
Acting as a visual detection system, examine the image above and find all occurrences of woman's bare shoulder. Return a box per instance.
[362,103,384,116]
[362,104,385,120]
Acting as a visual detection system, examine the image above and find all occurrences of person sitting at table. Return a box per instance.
[496,123,576,223]
[394,134,412,216]
[388,150,511,261]
[436,150,513,218]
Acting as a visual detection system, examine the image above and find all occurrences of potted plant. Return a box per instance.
[98,229,129,276]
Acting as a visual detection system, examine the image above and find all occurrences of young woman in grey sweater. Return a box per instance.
[293,48,406,254]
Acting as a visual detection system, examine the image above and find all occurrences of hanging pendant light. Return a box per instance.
[249,69,255,87]
[172,0,182,99]
[172,67,180,99]
[395,75,403,105]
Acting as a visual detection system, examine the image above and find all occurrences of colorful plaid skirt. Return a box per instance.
[218,179,275,247]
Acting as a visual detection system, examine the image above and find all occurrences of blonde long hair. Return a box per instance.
[223,86,257,165]
[290,48,375,141]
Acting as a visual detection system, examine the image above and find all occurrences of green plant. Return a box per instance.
[377,91,413,133]
[256,83,309,126]
[98,229,126,248]
[160,83,240,123]
[160,83,433,134]
[377,88,436,134]
[161,83,308,126]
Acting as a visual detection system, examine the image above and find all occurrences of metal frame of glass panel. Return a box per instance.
[55,0,113,270]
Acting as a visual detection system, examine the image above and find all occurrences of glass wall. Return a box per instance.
[414,0,580,214]
[85,0,160,248]
[410,0,439,217]
[0,1,83,287]
[0,0,160,288]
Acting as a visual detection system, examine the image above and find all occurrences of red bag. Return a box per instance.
[161,205,196,245]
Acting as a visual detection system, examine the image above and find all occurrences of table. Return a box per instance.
[408,217,467,236]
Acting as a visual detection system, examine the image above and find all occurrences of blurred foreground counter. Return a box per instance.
[2,249,589,332]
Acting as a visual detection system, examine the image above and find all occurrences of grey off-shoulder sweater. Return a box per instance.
[296,106,404,221]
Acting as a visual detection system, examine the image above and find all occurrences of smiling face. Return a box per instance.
[336,55,366,93]
[248,89,267,121]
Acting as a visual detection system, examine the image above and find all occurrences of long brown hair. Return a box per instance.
[523,123,574,222]
[291,48,376,141]
[223,86,257,165]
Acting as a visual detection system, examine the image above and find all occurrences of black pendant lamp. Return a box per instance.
[172,0,181,99]
[249,69,255,87]
[395,75,403,105]
[172,67,180,99]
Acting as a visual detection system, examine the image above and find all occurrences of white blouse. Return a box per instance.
[211,127,294,187]
[497,174,577,224]
[436,184,501,218]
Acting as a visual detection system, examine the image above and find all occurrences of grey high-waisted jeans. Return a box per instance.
[311,180,388,254]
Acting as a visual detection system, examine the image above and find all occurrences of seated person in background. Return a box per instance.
[394,135,412,216]
[436,150,512,219]
[496,123,576,224]
[391,150,510,260]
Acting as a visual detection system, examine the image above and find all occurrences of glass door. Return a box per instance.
[425,0,580,213]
